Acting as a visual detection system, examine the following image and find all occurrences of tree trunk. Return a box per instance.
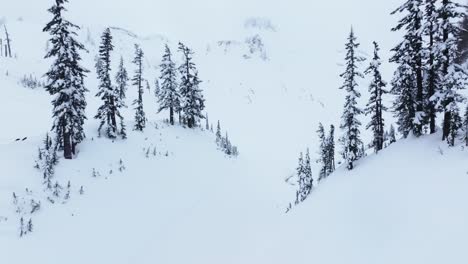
[63,129,73,160]
[169,106,174,125]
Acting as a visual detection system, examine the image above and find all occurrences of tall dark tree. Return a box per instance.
[339,28,365,170]
[95,28,119,138]
[178,42,205,128]
[115,57,128,139]
[326,125,336,175]
[132,44,146,131]
[158,44,180,125]
[390,0,425,136]
[435,0,467,144]
[365,41,388,153]
[423,0,441,134]
[463,104,468,146]
[43,0,88,159]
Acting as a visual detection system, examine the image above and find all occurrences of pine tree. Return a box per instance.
[339,28,365,170]
[365,41,388,153]
[434,0,467,143]
[43,0,89,159]
[317,123,328,181]
[95,28,119,139]
[295,149,313,204]
[205,113,210,130]
[389,124,397,144]
[154,78,160,98]
[132,44,146,131]
[326,125,336,175]
[390,0,425,136]
[463,105,468,146]
[216,120,222,144]
[423,0,441,134]
[178,42,205,128]
[115,57,128,139]
[158,44,180,125]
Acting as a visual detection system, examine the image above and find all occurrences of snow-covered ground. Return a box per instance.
[1,0,468,263]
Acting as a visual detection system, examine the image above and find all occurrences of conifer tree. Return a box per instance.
[95,28,119,138]
[132,44,146,131]
[389,124,397,144]
[154,78,160,98]
[327,125,336,175]
[178,42,205,128]
[295,149,313,204]
[434,0,467,143]
[423,0,441,134]
[216,120,222,144]
[365,41,387,153]
[158,44,180,125]
[463,105,468,146]
[43,0,89,159]
[390,0,425,136]
[115,57,128,139]
[339,28,365,170]
[317,123,328,181]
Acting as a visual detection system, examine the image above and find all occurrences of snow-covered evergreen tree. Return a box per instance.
[115,57,128,139]
[216,120,222,144]
[326,124,336,175]
[433,0,467,144]
[339,28,365,170]
[423,0,441,134]
[463,105,468,146]
[389,124,397,144]
[365,41,388,153]
[178,42,205,128]
[158,44,180,125]
[317,123,328,181]
[132,44,146,131]
[295,149,313,204]
[43,0,89,159]
[95,28,119,139]
[390,0,425,136]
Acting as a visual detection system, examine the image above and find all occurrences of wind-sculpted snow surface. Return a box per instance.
[1,0,468,263]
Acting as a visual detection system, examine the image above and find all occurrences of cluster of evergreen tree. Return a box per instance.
[215,121,239,156]
[158,43,206,128]
[317,123,335,181]
[95,28,127,139]
[295,149,313,204]
[35,133,58,189]
[391,0,468,146]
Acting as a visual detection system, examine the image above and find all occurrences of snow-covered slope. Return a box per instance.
[1,0,468,263]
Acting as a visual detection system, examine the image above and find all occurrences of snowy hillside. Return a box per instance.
[1,0,468,263]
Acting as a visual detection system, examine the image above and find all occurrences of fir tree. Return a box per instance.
[178,42,205,128]
[390,0,425,136]
[43,0,89,159]
[115,57,128,139]
[365,41,388,153]
[95,28,119,139]
[158,44,180,125]
[339,28,365,170]
[463,105,468,147]
[434,0,467,143]
[326,125,336,175]
[317,123,328,181]
[205,113,210,130]
[389,124,397,144]
[216,120,222,144]
[295,149,313,204]
[423,0,441,134]
[132,44,146,131]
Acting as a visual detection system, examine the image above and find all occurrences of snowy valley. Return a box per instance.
[1,0,468,263]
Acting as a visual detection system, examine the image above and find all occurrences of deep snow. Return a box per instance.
[1,0,468,263]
